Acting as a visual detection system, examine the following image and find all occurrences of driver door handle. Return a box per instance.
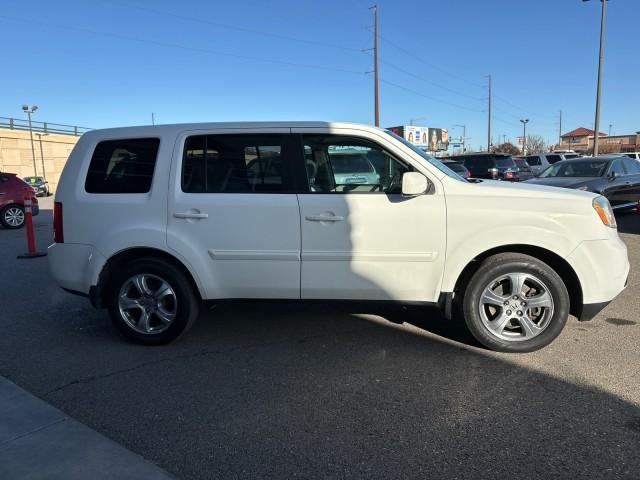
[174,211,209,219]
[306,214,344,222]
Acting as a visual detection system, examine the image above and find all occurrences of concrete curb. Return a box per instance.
[0,376,174,479]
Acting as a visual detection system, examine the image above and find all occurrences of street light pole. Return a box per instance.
[22,105,39,176]
[520,119,529,155]
[584,0,607,157]
[35,133,49,181]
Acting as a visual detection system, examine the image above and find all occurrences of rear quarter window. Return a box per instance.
[85,138,160,194]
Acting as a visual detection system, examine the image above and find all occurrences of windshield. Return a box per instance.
[24,176,43,183]
[385,130,465,181]
[539,160,608,178]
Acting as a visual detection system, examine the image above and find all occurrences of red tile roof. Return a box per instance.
[561,127,607,138]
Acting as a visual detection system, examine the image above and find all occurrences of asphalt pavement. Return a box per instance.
[0,197,639,479]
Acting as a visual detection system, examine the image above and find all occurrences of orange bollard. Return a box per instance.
[17,190,46,259]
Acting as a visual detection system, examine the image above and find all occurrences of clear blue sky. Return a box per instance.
[1,0,638,150]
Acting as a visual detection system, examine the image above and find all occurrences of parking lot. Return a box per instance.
[1,196,639,479]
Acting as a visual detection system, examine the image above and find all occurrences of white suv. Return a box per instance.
[48,122,630,352]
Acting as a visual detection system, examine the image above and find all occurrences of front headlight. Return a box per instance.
[592,196,617,228]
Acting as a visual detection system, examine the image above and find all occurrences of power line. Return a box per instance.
[375,33,485,89]
[376,58,484,103]
[379,78,484,113]
[97,0,364,53]
[0,15,366,75]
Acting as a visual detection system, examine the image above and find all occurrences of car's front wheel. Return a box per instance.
[462,253,570,353]
[1,204,25,229]
[107,257,199,345]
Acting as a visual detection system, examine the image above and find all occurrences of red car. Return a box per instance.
[0,172,39,229]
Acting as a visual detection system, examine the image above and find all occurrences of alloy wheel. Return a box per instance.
[118,273,177,334]
[4,207,24,227]
[478,272,555,342]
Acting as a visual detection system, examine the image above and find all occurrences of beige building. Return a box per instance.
[0,123,83,193]
[559,127,640,154]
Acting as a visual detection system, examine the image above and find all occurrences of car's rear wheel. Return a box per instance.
[107,257,199,345]
[1,204,25,229]
[462,253,570,353]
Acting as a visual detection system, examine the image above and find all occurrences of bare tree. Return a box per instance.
[491,142,520,155]
[525,135,547,154]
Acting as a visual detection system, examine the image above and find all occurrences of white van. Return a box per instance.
[48,122,630,352]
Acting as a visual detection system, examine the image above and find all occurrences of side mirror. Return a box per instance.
[401,172,428,196]
[608,171,619,181]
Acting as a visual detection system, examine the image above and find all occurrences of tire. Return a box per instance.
[106,257,199,345]
[1,204,25,229]
[462,253,570,353]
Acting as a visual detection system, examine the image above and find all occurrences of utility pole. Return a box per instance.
[608,123,612,136]
[584,0,607,157]
[558,110,563,146]
[370,5,379,127]
[486,75,492,151]
[151,112,155,125]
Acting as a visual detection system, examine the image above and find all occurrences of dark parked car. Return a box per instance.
[23,176,50,197]
[0,172,40,229]
[441,159,471,179]
[524,155,640,211]
[447,152,519,181]
[513,157,535,181]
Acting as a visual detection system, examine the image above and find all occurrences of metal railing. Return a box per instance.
[0,116,92,136]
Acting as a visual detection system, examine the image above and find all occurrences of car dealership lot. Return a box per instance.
[1,197,639,479]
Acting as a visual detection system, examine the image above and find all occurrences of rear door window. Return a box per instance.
[547,155,562,164]
[181,134,292,193]
[85,138,160,193]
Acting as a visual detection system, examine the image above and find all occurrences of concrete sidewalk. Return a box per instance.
[0,376,173,479]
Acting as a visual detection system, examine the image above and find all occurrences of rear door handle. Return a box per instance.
[305,215,344,222]
[174,211,208,219]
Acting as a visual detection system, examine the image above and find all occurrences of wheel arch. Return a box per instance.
[452,244,584,319]
[92,246,203,309]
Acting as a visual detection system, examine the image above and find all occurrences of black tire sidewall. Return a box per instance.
[463,256,569,353]
[1,204,25,229]
[106,258,198,345]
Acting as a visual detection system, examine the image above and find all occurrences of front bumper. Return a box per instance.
[566,236,630,315]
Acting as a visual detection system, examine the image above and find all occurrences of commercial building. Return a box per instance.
[559,127,640,154]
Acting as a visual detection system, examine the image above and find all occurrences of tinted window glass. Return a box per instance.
[609,159,626,176]
[622,157,640,174]
[303,135,410,193]
[514,158,530,169]
[85,138,159,193]
[463,156,492,174]
[182,135,288,193]
[495,156,515,168]
[526,155,541,166]
[547,155,562,164]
